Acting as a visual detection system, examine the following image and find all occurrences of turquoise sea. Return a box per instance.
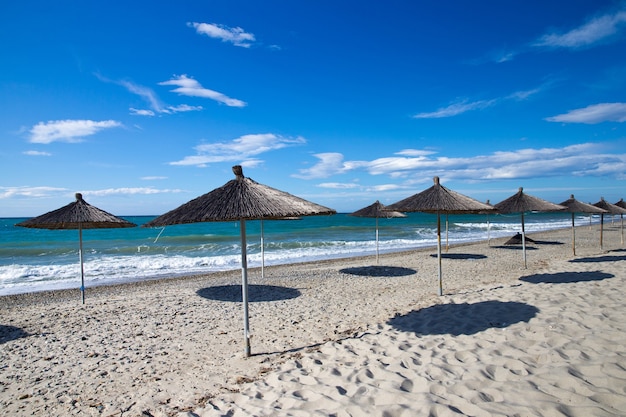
[0,212,602,295]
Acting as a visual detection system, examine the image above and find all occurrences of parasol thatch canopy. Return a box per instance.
[349,200,406,264]
[350,200,407,219]
[387,177,496,214]
[387,177,497,296]
[494,187,566,214]
[558,194,607,255]
[16,193,136,230]
[143,165,335,357]
[615,198,626,210]
[16,193,136,304]
[144,165,334,227]
[559,195,608,215]
[494,187,565,268]
[593,197,626,215]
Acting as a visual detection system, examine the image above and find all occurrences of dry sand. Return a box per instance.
[1,224,625,416]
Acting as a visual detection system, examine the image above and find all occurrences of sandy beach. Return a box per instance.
[1,223,625,416]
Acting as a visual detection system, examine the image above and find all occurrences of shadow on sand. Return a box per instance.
[569,255,626,263]
[0,324,30,344]
[388,300,539,336]
[429,253,487,260]
[520,271,614,284]
[197,284,301,303]
[491,245,538,251]
[339,265,416,277]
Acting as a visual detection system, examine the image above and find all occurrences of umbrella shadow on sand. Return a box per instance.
[197,284,301,303]
[0,325,30,344]
[429,253,487,260]
[339,265,416,277]
[569,254,626,263]
[388,300,539,336]
[520,271,614,284]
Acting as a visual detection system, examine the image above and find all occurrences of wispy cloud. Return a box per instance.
[130,108,155,117]
[534,10,626,49]
[545,103,626,123]
[140,176,168,181]
[317,182,360,189]
[188,22,256,48]
[295,143,626,182]
[159,75,247,107]
[170,134,306,167]
[23,150,51,156]
[29,120,121,144]
[118,79,166,113]
[488,8,626,63]
[413,99,497,119]
[83,187,185,197]
[97,74,203,116]
[413,87,541,119]
[0,186,67,199]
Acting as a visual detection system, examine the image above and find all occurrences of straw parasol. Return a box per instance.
[15,193,136,303]
[558,195,607,255]
[593,198,626,248]
[143,165,335,357]
[349,200,406,264]
[387,176,496,296]
[494,187,566,268]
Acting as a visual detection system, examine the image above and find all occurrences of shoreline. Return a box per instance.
[0,223,594,304]
[1,224,624,416]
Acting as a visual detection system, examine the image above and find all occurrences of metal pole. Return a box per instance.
[240,219,251,357]
[571,213,576,256]
[79,224,85,304]
[600,214,604,250]
[521,212,527,269]
[437,213,443,296]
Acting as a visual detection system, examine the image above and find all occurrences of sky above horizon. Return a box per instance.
[2,0,626,217]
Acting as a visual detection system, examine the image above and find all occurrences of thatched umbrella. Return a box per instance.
[593,198,626,249]
[387,177,496,296]
[349,200,406,264]
[558,195,607,255]
[15,193,136,303]
[494,187,565,268]
[143,165,335,357]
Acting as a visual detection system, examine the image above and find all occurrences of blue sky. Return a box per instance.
[2,1,626,217]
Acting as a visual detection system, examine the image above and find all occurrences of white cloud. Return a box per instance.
[293,153,359,179]
[119,79,166,112]
[534,10,626,49]
[294,143,626,182]
[414,85,544,119]
[545,103,626,124]
[413,99,497,119]
[84,187,185,197]
[141,176,168,181]
[170,134,306,167]
[23,150,51,156]
[317,182,360,189]
[130,108,156,116]
[159,75,247,107]
[188,22,255,48]
[29,120,121,144]
[0,186,67,199]
[167,104,203,113]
